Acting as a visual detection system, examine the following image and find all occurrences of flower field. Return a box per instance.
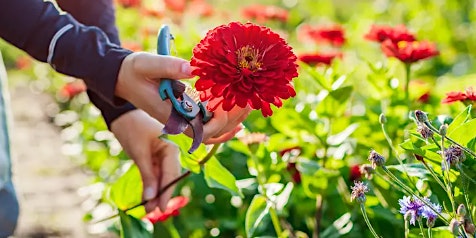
[2,0,476,237]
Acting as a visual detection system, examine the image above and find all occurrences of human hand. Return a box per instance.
[110,109,180,212]
[115,52,250,144]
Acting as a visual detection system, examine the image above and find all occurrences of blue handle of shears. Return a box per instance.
[157,25,198,120]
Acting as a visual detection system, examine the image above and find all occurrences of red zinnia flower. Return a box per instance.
[144,196,189,223]
[241,4,289,23]
[442,87,476,104]
[116,0,141,8]
[365,24,416,43]
[191,22,298,117]
[299,24,346,46]
[349,164,362,182]
[417,92,430,104]
[298,52,342,66]
[381,40,439,63]
[286,162,301,184]
[189,0,214,17]
[164,0,186,12]
[59,80,87,100]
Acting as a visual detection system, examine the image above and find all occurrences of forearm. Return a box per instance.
[56,0,138,127]
[0,0,131,104]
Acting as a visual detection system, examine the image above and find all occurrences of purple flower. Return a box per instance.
[399,195,441,226]
[417,124,433,139]
[368,150,386,168]
[351,181,369,204]
[441,145,465,170]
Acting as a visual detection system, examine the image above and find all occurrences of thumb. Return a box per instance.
[132,53,193,79]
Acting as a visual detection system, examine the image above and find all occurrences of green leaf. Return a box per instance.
[447,105,471,135]
[110,164,146,218]
[245,195,271,238]
[300,62,332,90]
[326,123,359,146]
[320,213,352,238]
[119,210,151,238]
[316,86,353,117]
[386,164,430,179]
[203,156,243,197]
[447,118,476,146]
[161,134,207,173]
[297,158,321,175]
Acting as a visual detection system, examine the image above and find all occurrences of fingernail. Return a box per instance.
[181,62,193,76]
[144,187,156,201]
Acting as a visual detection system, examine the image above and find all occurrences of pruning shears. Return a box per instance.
[157,25,213,153]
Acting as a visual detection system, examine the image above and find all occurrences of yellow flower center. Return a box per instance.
[236,45,262,71]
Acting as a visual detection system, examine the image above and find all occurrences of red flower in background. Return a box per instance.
[164,0,186,12]
[349,165,362,182]
[286,162,301,184]
[298,24,346,46]
[241,4,289,23]
[442,87,476,104]
[365,24,416,43]
[191,22,298,117]
[417,92,431,104]
[144,196,189,223]
[189,0,214,17]
[15,55,32,70]
[116,0,141,8]
[299,24,346,46]
[298,52,342,66]
[59,80,87,100]
[381,40,438,63]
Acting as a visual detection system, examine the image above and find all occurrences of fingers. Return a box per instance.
[132,53,193,79]
[157,143,181,211]
[204,125,244,144]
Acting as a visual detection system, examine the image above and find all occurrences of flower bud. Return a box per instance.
[379,113,387,124]
[449,219,461,236]
[415,110,428,123]
[457,204,466,218]
[464,222,475,235]
[439,124,448,137]
[368,150,386,169]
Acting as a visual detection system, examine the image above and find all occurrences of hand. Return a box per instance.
[110,109,180,212]
[115,52,250,143]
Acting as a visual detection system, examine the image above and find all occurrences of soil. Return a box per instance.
[9,86,92,238]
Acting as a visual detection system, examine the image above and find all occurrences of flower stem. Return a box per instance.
[404,63,412,111]
[92,144,222,223]
[404,219,409,238]
[424,121,476,158]
[440,136,457,215]
[269,207,283,237]
[418,219,428,238]
[360,204,380,238]
[381,166,449,224]
[421,160,446,193]
[427,227,432,238]
[380,122,418,191]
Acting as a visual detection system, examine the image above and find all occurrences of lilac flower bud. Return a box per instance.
[449,219,461,236]
[464,221,475,235]
[379,113,387,124]
[439,124,448,137]
[415,110,429,123]
[441,145,466,170]
[417,124,433,139]
[457,204,466,218]
[359,164,375,180]
[368,150,386,169]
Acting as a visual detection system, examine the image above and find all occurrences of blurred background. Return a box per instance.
[2,0,476,237]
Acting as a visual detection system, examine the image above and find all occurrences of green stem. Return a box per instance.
[440,136,457,215]
[360,204,380,238]
[418,219,428,238]
[165,219,181,238]
[91,144,222,223]
[269,207,283,237]
[382,166,449,224]
[428,227,432,238]
[404,219,409,238]
[404,63,412,111]
[421,161,446,193]
[381,123,418,192]
[424,121,476,158]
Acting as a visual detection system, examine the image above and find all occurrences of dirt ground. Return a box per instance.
[9,85,91,238]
